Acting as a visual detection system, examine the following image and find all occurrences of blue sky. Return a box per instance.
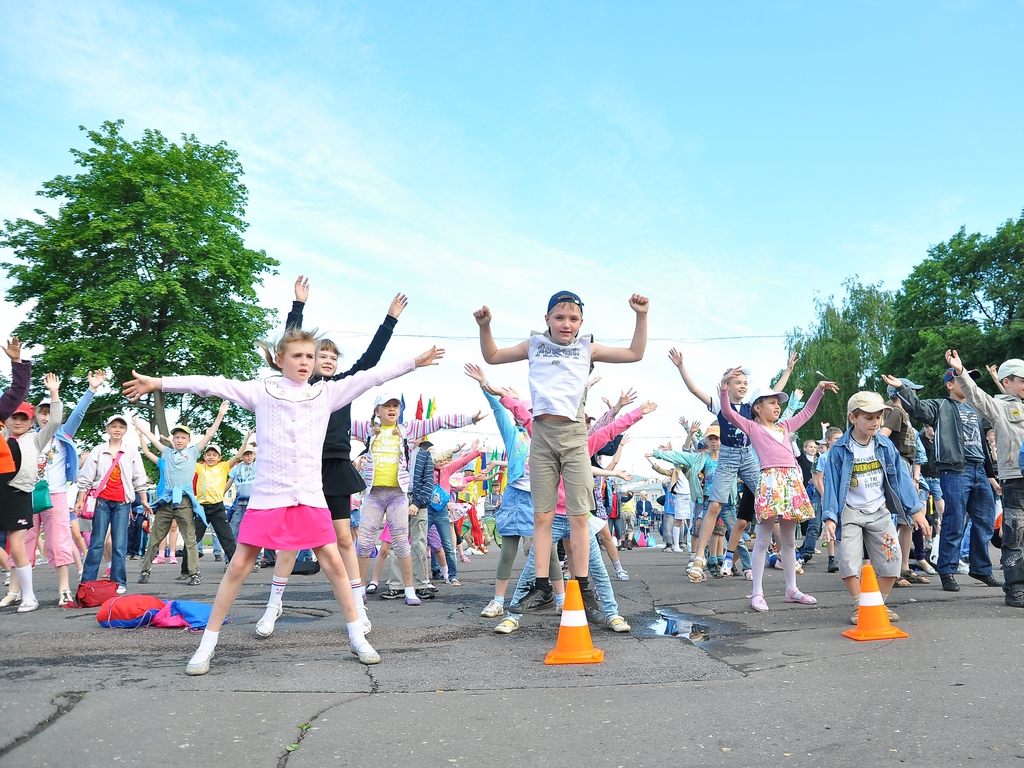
[1,1,1022,472]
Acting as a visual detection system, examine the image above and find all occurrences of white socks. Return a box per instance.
[346,620,373,653]
[268,576,288,607]
[672,526,681,550]
[191,629,219,663]
[15,565,35,605]
[404,586,416,600]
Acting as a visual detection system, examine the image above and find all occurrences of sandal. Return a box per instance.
[749,593,769,612]
[902,569,929,584]
[365,581,378,595]
[785,589,818,605]
[687,557,707,583]
[893,575,913,588]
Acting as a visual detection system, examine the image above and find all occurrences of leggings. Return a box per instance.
[496,534,521,580]
[356,487,411,559]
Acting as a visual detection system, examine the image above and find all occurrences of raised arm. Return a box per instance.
[285,275,309,330]
[667,348,712,408]
[228,427,256,468]
[61,369,105,439]
[779,384,833,434]
[717,385,755,435]
[881,374,940,426]
[591,294,648,363]
[337,293,407,379]
[34,374,65,447]
[774,351,798,393]
[948,350,1003,424]
[196,400,230,453]
[986,363,1007,395]
[135,427,162,465]
[474,306,528,365]
[0,338,29,421]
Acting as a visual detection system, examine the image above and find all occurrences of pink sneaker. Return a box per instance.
[460,554,471,564]
[103,567,111,579]
[169,556,178,564]
[153,554,165,565]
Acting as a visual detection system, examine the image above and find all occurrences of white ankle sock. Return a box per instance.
[440,567,449,579]
[672,527,681,549]
[404,586,416,600]
[350,579,365,604]
[346,620,373,652]
[193,629,219,661]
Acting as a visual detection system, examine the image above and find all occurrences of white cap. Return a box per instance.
[105,414,129,427]
[373,392,402,409]
[748,388,789,405]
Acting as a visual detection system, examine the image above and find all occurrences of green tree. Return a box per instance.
[785,277,895,436]
[884,212,1024,399]
[0,120,278,447]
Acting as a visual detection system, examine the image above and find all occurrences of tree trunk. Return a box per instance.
[154,390,170,438]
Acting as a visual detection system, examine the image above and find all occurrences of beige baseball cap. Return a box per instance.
[846,391,892,415]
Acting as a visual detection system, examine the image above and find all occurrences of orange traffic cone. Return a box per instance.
[544,580,604,665]
[843,563,909,641]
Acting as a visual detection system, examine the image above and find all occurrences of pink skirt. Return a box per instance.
[237,505,336,550]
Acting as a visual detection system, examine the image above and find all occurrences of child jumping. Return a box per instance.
[717,369,837,612]
[822,391,929,625]
[475,290,648,618]
[123,328,443,674]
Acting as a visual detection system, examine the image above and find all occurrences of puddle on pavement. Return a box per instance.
[650,608,727,643]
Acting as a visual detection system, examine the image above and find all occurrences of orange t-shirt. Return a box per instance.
[98,462,126,502]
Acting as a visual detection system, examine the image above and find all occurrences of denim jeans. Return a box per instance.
[82,498,130,586]
[798,499,822,560]
[710,444,761,504]
[428,506,457,580]
[938,463,995,576]
[229,497,250,541]
[510,515,619,619]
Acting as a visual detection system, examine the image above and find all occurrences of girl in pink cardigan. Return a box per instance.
[123,328,443,674]
[717,368,838,612]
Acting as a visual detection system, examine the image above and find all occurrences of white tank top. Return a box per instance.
[528,332,592,421]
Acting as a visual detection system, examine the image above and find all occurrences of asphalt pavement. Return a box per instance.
[1,543,1021,767]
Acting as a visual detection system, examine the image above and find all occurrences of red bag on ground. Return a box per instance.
[75,580,120,608]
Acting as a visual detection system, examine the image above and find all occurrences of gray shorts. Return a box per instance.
[838,503,902,580]
[529,418,594,515]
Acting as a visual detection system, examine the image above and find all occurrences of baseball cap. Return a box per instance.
[704,423,721,438]
[997,359,1024,381]
[11,402,34,419]
[847,391,892,415]
[205,444,222,455]
[36,397,52,408]
[748,387,789,405]
[886,377,923,398]
[944,368,981,384]
[105,414,129,428]
[547,290,584,314]
[170,424,191,436]
[373,392,402,409]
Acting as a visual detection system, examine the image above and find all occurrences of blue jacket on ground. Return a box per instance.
[822,429,924,525]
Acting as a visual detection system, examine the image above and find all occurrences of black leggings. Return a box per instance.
[325,494,352,521]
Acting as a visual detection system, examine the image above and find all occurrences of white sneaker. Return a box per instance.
[256,604,283,637]
[480,599,505,618]
[607,615,631,633]
[186,649,214,676]
[672,547,685,553]
[494,616,520,634]
[615,569,629,581]
[360,612,372,635]
[350,645,381,665]
[957,560,970,575]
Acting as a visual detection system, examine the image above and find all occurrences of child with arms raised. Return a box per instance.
[474,291,648,619]
[716,369,837,611]
[123,328,443,673]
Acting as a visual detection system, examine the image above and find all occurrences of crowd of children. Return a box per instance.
[3,276,1022,677]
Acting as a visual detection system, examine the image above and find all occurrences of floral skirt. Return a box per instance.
[754,467,815,524]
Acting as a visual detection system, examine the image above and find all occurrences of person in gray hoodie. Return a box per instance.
[946,351,1024,608]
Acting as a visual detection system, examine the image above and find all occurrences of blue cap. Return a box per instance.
[943,368,981,385]
[547,290,584,314]
[887,377,923,398]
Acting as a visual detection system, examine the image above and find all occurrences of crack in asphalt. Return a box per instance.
[275,700,342,768]
[0,690,86,758]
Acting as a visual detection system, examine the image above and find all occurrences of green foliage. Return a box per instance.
[1,120,277,448]
[884,212,1024,400]
[785,277,895,437]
